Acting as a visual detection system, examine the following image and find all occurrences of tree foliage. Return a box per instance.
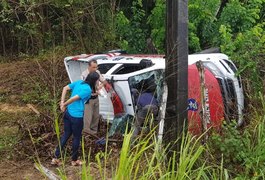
[0,0,118,55]
[115,0,148,53]
[0,0,265,94]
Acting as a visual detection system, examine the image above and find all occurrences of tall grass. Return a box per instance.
[45,93,265,180]
[30,109,231,179]
[69,125,226,180]
[33,96,265,180]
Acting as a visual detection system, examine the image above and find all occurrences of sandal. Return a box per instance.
[51,158,62,166]
[71,160,84,166]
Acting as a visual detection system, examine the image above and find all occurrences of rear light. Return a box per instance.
[104,83,124,115]
[111,93,124,115]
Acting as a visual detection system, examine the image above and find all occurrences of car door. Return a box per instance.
[108,70,136,116]
[109,64,164,116]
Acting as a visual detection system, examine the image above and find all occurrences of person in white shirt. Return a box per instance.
[81,59,107,135]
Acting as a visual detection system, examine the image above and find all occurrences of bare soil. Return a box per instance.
[0,59,122,179]
[0,160,44,180]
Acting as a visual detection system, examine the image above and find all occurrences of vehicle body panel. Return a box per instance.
[188,64,224,134]
[64,53,228,134]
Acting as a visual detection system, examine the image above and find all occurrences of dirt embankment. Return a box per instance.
[0,60,49,179]
[0,59,122,179]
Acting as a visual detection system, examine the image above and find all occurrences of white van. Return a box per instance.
[64,53,244,126]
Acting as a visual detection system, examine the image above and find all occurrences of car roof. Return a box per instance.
[98,55,164,65]
[188,53,229,63]
[64,53,121,61]
[64,53,229,70]
[65,53,228,62]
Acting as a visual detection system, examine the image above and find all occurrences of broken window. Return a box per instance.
[128,69,164,104]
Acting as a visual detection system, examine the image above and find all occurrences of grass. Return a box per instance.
[0,131,19,159]
[0,111,36,160]
[31,92,265,180]
[34,112,227,179]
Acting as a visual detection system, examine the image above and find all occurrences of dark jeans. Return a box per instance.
[55,111,83,161]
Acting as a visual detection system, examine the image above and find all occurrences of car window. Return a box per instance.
[223,59,242,88]
[219,60,231,73]
[128,70,164,105]
[223,59,237,73]
[112,59,154,75]
[112,64,144,74]
[97,63,116,74]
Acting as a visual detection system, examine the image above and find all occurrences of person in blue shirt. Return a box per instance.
[131,87,159,141]
[51,72,99,166]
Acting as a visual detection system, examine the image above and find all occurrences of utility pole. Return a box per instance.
[164,0,189,159]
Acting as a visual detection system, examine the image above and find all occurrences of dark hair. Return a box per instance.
[84,72,100,92]
[88,59,98,66]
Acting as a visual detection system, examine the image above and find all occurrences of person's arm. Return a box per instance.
[93,81,106,96]
[102,80,108,85]
[60,85,70,111]
[60,95,80,112]
[96,81,106,94]
[64,95,80,106]
[97,70,109,89]
[60,81,78,112]
[60,85,70,103]
[95,73,108,95]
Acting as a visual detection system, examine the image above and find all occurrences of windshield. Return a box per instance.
[128,69,164,104]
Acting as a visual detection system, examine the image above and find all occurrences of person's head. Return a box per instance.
[84,71,100,91]
[88,59,98,72]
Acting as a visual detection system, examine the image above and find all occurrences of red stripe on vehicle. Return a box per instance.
[71,54,93,60]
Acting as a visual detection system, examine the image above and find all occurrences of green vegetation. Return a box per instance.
[43,121,222,179]
[37,95,265,179]
[1,0,264,93]
[1,0,265,179]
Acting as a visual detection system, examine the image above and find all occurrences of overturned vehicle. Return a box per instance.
[64,52,244,136]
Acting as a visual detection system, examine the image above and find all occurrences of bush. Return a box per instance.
[220,23,265,96]
[209,94,265,178]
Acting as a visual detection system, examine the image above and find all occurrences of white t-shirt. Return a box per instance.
[81,69,105,82]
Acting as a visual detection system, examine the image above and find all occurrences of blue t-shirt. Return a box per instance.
[67,80,92,118]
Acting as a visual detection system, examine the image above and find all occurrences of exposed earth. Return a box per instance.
[0,59,120,179]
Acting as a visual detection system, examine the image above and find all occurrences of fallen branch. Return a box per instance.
[26,103,53,120]
[34,163,60,180]
[27,104,40,116]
